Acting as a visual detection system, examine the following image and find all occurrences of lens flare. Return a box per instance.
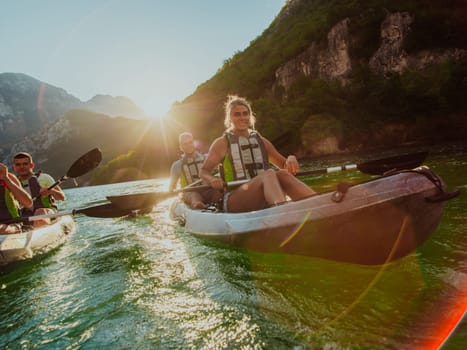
[279,211,311,247]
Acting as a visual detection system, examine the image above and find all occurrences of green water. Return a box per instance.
[1,144,466,349]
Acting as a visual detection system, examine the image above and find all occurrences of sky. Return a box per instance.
[1,0,285,118]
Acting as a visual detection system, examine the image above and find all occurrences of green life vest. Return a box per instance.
[221,131,269,182]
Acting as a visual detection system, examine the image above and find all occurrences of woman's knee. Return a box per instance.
[260,169,278,180]
[276,169,295,181]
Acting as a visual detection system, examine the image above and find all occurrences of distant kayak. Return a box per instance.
[0,215,76,266]
[170,167,459,265]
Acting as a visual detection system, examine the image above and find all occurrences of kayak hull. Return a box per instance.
[170,170,449,265]
[0,215,76,266]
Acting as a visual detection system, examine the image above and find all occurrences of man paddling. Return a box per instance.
[0,162,33,233]
[169,132,220,209]
[13,152,65,226]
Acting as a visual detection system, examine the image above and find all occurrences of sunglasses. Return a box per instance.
[233,110,250,117]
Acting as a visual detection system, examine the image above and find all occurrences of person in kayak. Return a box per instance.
[0,162,33,234]
[169,132,221,209]
[200,95,316,213]
[13,152,65,226]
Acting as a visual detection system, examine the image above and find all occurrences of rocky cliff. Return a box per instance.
[272,11,467,156]
[274,18,352,91]
[275,12,467,92]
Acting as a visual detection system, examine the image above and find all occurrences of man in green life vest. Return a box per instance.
[169,132,221,209]
[0,162,33,234]
[13,152,65,226]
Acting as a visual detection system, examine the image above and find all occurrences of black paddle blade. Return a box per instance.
[66,148,103,178]
[75,203,133,218]
[107,192,174,210]
[357,151,428,175]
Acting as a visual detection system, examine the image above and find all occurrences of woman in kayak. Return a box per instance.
[200,95,316,212]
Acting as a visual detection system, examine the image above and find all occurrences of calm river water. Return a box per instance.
[1,143,466,349]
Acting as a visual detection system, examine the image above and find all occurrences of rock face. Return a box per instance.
[369,12,467,74]
[274,18,352,93]
[369,12,414,74]
[275,12,467,93]
[272,10,467,156]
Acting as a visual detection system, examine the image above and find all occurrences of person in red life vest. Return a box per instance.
[169,132,221,209]
[13,152,65,227]
[0,162,33,234]
[200,95,316,213]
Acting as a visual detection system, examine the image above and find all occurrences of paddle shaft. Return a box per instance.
[45,175,68,191]
[295,165,358,177]
[7,210,75,223]
[0,203,131,225]
[174,179,247,194]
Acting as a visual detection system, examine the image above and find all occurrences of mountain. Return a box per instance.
[1,109,159,187]
[166,0,467,157]
[84,94,146,119]
[0,73,147,156]
[0,73,82,147]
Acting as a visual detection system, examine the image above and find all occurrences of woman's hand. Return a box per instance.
[284,155,299,175]
[208,177,225,191]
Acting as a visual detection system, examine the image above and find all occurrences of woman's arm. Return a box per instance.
[262,137,299,174]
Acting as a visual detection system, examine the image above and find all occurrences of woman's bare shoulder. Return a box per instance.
[210,135,228,148]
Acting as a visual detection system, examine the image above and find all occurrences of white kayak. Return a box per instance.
[0,215,76,266]
[170,167,458,265]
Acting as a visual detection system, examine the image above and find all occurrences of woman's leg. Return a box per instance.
[276,169,316,200]
[227,169,286,212]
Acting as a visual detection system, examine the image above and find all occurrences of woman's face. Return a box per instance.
[230,104,250,132]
